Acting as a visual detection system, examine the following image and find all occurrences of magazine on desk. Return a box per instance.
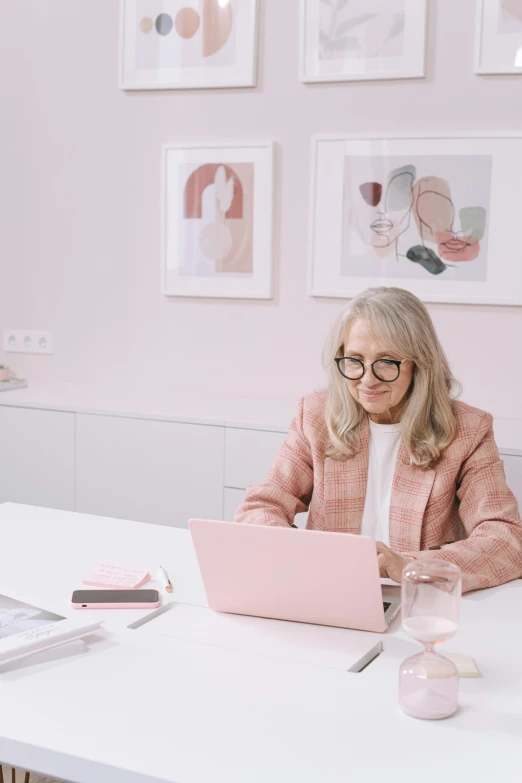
[0,593,102,665]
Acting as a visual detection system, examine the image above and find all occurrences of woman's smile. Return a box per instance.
[359,389,387,400]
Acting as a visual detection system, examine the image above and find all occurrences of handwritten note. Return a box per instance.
[83,561,150,589]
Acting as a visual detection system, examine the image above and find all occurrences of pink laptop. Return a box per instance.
[188,519,400,633]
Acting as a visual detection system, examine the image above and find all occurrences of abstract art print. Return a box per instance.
[120,0,259,89]
[310,134,522,305]
[162,142,273,298]
[300,0,427,83]
[475,0,522,74]
[342,155,491,280]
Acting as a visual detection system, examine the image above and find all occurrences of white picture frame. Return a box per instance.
[162,141,274,299]
[300,0,427,83]
[309,132,522,306]
[120,0,259,90]
[474,0,522,75]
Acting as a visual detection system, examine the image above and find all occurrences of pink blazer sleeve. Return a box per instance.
[418,413,522,593]
[234,397,314,527]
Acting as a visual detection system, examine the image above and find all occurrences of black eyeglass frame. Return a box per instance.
[335,357,403,383]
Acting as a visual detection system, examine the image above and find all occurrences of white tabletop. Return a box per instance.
[0,503,521,783]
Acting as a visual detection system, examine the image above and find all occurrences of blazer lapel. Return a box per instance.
[324,416,369,533]
[389,443,435,553]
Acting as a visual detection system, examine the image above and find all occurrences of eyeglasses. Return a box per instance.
[335,357,403,383]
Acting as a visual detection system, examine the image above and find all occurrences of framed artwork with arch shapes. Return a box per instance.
[162,141,274,298]
[120,0,259,89]
[309,133,522,306]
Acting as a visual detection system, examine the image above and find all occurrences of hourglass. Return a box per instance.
[399,559,462,720]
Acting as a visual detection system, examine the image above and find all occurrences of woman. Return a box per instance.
[235,287,522,593]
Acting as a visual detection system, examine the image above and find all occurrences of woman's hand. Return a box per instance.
[375,541,412,583]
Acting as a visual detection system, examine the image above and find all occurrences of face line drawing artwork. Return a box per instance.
[343,156,491,279]
[348,164,418,265]
[409,176,487,271]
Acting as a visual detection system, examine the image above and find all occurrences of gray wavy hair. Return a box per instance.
[322,287,462,468]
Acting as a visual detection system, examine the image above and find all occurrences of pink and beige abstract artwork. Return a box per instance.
[341,155,492,281]
[177,162,254,277]
[498,0,522,34]
[319,0,406,60]
[136,0,236,69]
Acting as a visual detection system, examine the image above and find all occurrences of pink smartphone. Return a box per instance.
[71,589,160,609]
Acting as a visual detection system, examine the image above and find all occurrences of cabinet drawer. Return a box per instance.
[76,414,225,527]
[501,453,522,510]
[224,428,287,489]
[0,406,75,510]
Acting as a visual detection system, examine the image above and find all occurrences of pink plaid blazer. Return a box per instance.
[235,390,522,593]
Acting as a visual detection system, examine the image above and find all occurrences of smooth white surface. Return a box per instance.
[75,413,225,527]
[0,385,521,447]
[0,385,294,431]
[136,602,382,671]
[0,503,521,783]
[224,426,287,488]
[0,503,207,628]
[360,420,402,547]
[0,407,75,510]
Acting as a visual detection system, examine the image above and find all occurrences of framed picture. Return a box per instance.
[120,0,259,90]
[309,133,522,305]
[162,141,274,299]
[475,0,522,74]
[300,0,427,83]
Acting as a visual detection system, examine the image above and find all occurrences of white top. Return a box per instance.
[360,419,402,546]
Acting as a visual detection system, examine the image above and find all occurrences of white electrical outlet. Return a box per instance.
[3,330,53,355]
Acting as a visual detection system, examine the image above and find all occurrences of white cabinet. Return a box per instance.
[501,452,522,510]
[0,399,518,533]
[225,427,287,489]
[75,414,225,527]
[0,406,74,510]
[224,487,246,522]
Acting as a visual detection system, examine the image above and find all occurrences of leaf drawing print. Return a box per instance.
[318,0,406,60]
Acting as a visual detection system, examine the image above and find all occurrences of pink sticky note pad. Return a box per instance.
[83,561,150,589]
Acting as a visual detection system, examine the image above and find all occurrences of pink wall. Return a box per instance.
[1,0,521,425]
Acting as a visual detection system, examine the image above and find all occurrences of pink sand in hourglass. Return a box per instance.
[402,616,458,644]
[400,675,458,719]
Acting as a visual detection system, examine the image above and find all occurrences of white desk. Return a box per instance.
[0,503,521,783]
